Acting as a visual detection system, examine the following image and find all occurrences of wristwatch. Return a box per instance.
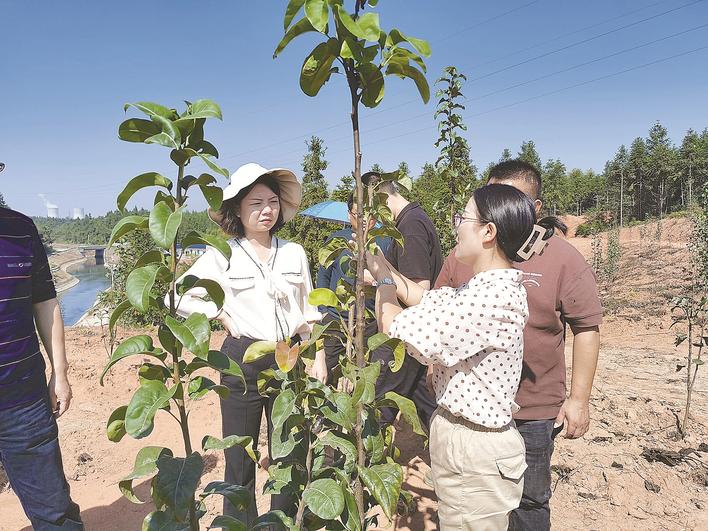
[374,277,395,288]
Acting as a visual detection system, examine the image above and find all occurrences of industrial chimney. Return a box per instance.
[38,194,60,218]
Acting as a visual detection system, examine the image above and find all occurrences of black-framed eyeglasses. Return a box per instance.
[452,213,487,230]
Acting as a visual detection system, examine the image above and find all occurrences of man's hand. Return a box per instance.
[554,397,590,439]
[49,372,72,417]
[309,350,329,384]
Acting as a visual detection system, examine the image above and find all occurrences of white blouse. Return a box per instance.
[170,237,321,341]
[388,268,528,428]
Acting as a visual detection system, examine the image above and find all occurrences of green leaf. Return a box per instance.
[108,215,148,248]
[106,405,128,442]
[141,511,180,530]
[118,172,173,211]
[284,0,306,30]
[264,462,293,495]
[177,275,225,310]
[202,481,251,514]
[303,478,345,520]
[108,299,132,335]
[341,486,361,531]
[251,511,297,531]
[124,102,176,119]
[165,313,210,357]
[362,411,384,463]
[274,17,318,58]
[208,515,247,531]
[357,463,403,520]
[118,118,161,143]
[308,287,338,307]
[304,0,329,33]
[188,376,229,400]
[126,265,164,312]
[100,335,159,385]
[335,6,368,41]
[186,99,223,120]
[125,381,177,439]
[385,62,430,103]
[182,230,232,264]
[121,446,175,505]
[150,201,183,249]
[197,152,230,178]
[243,340,277,363]
[359,63,384,108]
[348,362,380,405]
[357,12,381,41]
[155,452,204,521]
[138,363,171,384]
[271,388,296,429]
[200,184,223,211]
[202,435,259,462]
[136,250,165,269]
[379,391,425,436]
[387,29,431,57]
[300,39,339,97]
[201,349,246,387]
[270,420,299,460]
[123,446,173,482]
[321,392,355,430]
[315,431,357,475]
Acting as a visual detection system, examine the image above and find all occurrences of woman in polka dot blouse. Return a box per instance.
[365,183,551,530]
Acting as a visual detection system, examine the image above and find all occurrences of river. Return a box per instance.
[57,264,111,326]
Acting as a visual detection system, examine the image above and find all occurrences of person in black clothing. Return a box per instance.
[316,191,390,382]
[362,172,442,429]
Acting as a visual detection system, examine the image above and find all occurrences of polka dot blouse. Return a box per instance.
[389,268,529,428]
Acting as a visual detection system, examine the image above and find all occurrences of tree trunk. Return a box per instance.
[347,65,366,526]
[620,170,624,227]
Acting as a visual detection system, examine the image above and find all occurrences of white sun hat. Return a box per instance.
[209,162,302,223]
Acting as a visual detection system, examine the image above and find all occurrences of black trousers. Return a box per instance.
[321,313,436,429]
[219,335,298,525]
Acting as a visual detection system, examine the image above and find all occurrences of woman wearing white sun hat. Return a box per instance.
[170,162,325,524]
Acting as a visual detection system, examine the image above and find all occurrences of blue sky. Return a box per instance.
[1,0,707,216]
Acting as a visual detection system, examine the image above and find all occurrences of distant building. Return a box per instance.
[72,207,85,220]
[175,244,208,257]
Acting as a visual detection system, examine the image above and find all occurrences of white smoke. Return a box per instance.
[38,194,58,209]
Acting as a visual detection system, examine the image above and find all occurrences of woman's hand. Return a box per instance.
[217,310,239,337]
[309,350,329,383]
[364,249,391,282]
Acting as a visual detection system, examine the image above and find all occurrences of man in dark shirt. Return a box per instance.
[363,172,441,428]
[316,192,391,381]
[0,207,83,530]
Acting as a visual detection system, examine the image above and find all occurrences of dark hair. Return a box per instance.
[472,184,541,262]
[488,159,542,200]
[361,171,398,194]
[217,174,285,238]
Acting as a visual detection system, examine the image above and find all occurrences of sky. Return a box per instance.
[1,0,707,217]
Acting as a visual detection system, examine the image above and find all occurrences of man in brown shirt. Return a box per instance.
[434,160,602,530]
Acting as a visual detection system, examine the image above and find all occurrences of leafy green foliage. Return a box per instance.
[103,100,283,531]
[274,3,430,527]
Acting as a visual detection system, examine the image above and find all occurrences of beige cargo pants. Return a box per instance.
[430,408,527,530]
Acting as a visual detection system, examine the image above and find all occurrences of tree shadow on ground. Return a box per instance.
[392,421,438,530]
[19,479,152,531]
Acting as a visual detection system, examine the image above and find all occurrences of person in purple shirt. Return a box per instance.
[0,207,83,530]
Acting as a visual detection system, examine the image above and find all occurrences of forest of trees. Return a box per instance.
[13,122,707,257]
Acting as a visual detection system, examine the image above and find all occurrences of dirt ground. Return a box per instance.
[1,217,707,530]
